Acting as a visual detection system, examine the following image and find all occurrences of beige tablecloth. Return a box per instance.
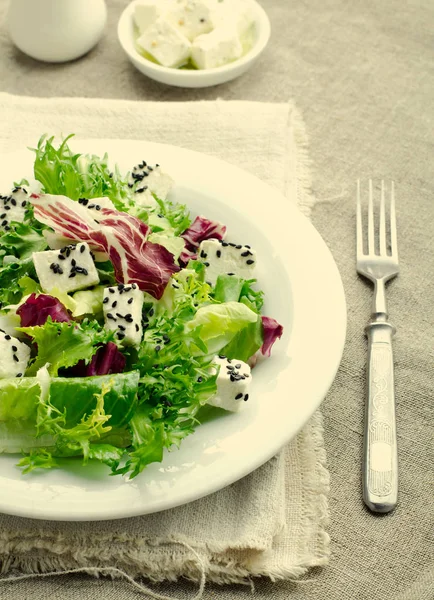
[0,0,433,599]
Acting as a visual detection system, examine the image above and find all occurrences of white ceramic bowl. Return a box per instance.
[117,0,271,88]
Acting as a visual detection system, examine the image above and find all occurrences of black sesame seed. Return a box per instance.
[149,308,154,317]
[197,376,203,382]
[118,324,126,331]
[203,262,210,267]
[116,312,124,319]
[4,225,10,231]
[1,220,7,227]
[82,268,88,276]
[58,254,66,260]
[128,183,133,188]
[107,313,116,320]
[117,332,125,340]
[235,244,242,249]
[127,298,133,304]
[132,284,137,289]
[136,188,145,193]
[135,324,140,332]
[0,214,5,219]
[80,245,85,253]
[216,250,221,258]
[71,259,76,267]
[218,354,226,359]
[221,241,228,247]
[112,301,118,308]
[21,201,27,207]
[245,245,251,249]
[246,259,255,265]
[230,375,235,382]
[200,250,207,258]
[5,334,11,340]
[235,393,243,400]
[227,272,235,276]
[69,272,76,278]
[241,251,251,257]
[109,288,115,293]
[57,268,63,275]
[244,394,249,401]
[12,345,17,352]
[11,198,16,206]
[235,363,241,369]
[5,206,10,211]
[13,354,19,362]
[157,214,163,218]
[103,297,109,304]
[16,373,22,378]
[155,345,161,352]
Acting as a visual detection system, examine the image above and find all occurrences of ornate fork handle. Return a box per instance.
[363,319,398,513]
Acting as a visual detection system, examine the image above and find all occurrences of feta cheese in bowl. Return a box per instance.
[117,0,270,87]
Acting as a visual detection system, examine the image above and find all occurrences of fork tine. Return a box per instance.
[356,179,363,257]
[379,180,386,255]
[368,179,375,255]
[390,181,398,259]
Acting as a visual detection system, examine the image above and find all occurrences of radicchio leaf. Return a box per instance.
[260,316,283,357]
[30,194,179,299]
[17,293,72,327]
[65,342,126,377]
[179,215,226,266]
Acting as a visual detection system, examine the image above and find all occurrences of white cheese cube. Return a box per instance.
[197,239,256,285]
[212,0,255,37]
[33,242,100,294]
[134,0,167,34]
[137,17,191,68]
[207,355,251,412]
[165,0,214,42]
[191,26,242,69]
[135,188,159,210]
[103,284,144,347]
[0,187,28,231]
[0,330,31,378]
[129,161,174,200]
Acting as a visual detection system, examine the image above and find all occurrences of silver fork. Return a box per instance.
[356,179,399,513]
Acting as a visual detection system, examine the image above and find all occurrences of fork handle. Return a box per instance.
[363,320,398,513]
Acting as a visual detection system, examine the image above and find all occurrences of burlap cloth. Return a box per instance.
[0,0,433,597]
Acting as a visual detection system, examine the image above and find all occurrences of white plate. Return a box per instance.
[0,139,346,521]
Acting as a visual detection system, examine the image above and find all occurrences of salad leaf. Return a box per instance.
[213,274,244,303]
[180,215,226,265]
[220,317,264,362]
[71,286,105,318]
[31,134,130,209]
[0,223,47,259]
[148,232,185,261]
[261,316,284,356]
[239,279,264,314]
[64,342,126,377]
[31,193,180,299]
[17,293,72,327]
[20,318,113,376]
[185,301,259,355]
[154,197,191,236]
[0,258,37,307]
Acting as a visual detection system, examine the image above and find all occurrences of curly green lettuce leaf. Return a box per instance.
[20,318,114,376]
[0,223,48,260]
[31,134,130,210]
[0,257,38,307]
[71,286,105,318]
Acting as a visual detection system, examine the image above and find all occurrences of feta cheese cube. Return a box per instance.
[197,239,256,285]
[165,0,214,42]
[33,242,100,294]
[212,0,255,37]
[137,17,191,68]
[103,283,144,346]
[0,187,28,231]
[191,26,242,69]
[134,0,168,34]
[0,330,31,378]
[129,161,174,200]
[207,355,251,412]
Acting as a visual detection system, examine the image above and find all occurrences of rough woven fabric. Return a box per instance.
[0,0,434,598]
[0,94,329,597]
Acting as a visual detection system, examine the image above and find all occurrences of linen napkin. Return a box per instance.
[0,94,329,596]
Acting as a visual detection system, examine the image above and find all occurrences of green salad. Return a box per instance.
[0,135,283,479]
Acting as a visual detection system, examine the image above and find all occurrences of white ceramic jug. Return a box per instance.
[7,0,107,63]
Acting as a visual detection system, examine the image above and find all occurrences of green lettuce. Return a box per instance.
[0,258,38,307]
[185,301,259,355]
[20,318,114,376]
[0,223,48,260]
